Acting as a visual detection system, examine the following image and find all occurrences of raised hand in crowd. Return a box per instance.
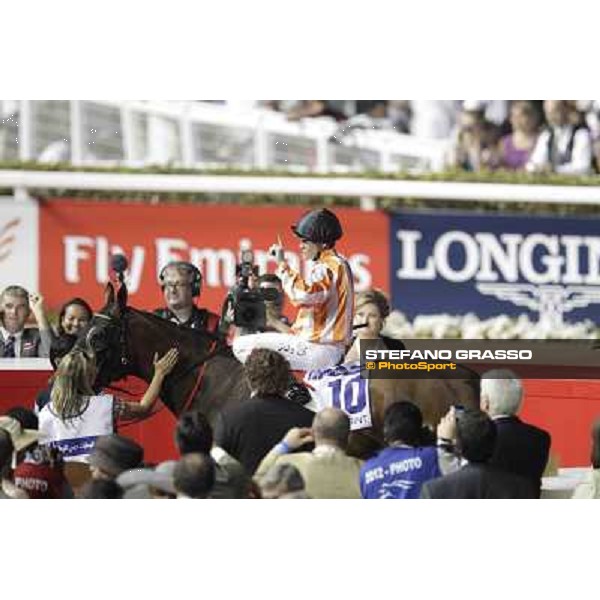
[437,406,459,443]
[281,427,314,451]
[28,292,51,336]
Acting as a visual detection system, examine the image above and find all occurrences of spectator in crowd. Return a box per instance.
[0,286,52,358]
[258,463,310,499]
[594,136,600,174]
[572,420,600,499]
[287,101,346,122]
[0,429,18,499]
[255,407,363,499]
[5,406,38,430]
[498,101,542,170]
[410,100,461,139]
[0,415,39,453]
[89,434,145,481]
[13,444,73,499]
[451,101,501,171]
[483,100,510,131]
[342,101,393,132]
[4,408,73,499]
[215,348,314,474]
[234,208,354,371]
[117,461,177,499]
[580,100,600,172]
[53,296,93,344]
[38,348,178,463]
[360,402,459,499]
[344,289,405,363]
[480,370,551,497]
[0,415,40,498]
[388,100,412,134]
[420,409,536,499]
[526,100,594,175]
[174,453,216,499]
[154,262,220,334]
[79,478,123,499]
[175,410,251,498]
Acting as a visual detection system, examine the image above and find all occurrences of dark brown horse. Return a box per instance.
[78,282,480,458]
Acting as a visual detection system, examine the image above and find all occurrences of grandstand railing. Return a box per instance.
[1,169,600,205]
[0,100,450,174]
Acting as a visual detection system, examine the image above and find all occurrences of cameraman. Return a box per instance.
[154,262,220,335]
[232,209,354,371]
[257,273,291,333]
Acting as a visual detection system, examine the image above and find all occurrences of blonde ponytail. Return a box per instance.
[50,350,96,420]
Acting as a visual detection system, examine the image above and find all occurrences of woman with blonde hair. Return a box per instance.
[344,289,404,363]
[38,347,178,463]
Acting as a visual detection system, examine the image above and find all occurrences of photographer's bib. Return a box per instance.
[304,361,372,431]
[38,394,114,463]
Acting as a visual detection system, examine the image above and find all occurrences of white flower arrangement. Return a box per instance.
[382,311,600,340]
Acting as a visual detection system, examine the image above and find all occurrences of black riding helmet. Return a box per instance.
[291,209,343,246]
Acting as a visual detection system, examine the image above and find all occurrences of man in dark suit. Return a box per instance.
[0,286,51,358]
[421,409,536,499]
[480,370,551,498]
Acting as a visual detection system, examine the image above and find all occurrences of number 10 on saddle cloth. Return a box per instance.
[304,362,372,430]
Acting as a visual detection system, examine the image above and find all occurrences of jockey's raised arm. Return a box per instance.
[232,208,354,372]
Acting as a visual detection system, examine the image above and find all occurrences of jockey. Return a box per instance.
[232,208,354,371]
[154,261,220,335]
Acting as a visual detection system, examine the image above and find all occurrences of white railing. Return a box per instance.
[0,100,450,173]
[2,169,600,205]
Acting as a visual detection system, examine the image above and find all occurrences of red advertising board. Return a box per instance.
[39,200,389,313]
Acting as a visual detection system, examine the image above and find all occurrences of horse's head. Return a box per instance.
[75,281,131,389]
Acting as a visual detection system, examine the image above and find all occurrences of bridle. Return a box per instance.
[87,311,131,380]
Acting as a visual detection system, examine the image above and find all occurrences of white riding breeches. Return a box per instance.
[232,333,344,371]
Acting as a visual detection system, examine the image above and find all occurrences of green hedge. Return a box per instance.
[1,161,600,215]
[2,160,600,185]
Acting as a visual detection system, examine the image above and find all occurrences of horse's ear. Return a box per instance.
[104,282,115,307]
[116,282,128,312]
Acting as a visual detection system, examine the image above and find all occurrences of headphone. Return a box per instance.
[159,262,202,298]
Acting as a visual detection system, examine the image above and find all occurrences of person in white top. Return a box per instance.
[38,347,178,462]
[526,100,593,175]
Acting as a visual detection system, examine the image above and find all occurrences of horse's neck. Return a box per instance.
[126,311,215,413]
[128,313,209,372]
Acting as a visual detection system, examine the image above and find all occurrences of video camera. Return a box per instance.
[222,249,280,333]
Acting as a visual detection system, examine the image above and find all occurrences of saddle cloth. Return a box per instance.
[303,362,372,431]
